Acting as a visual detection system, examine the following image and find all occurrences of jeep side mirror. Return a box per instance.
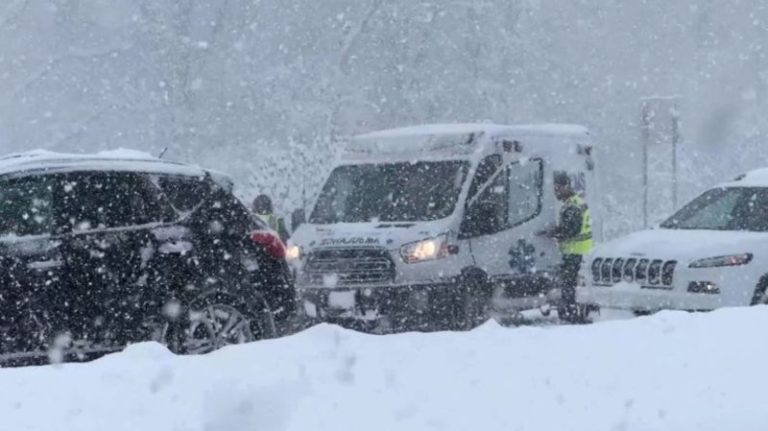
[292,208,306,231]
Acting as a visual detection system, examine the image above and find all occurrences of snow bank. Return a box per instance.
[1,308,767,431]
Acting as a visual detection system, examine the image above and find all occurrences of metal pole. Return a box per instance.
[641,102,651,228]
[670,102,680,211]
[301,143,308,214]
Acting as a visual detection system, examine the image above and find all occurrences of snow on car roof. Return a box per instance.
[353,123,590,140]
[722,166,768,187]
[0,148,220,179]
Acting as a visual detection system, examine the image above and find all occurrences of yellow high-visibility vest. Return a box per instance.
[264,213,280,231]
[559,195,593,256]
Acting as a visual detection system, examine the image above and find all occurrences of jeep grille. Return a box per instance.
[591,257,677,289]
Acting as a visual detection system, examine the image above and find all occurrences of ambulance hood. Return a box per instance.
[290,219,455,253]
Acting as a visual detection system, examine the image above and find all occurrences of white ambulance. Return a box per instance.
[577,168,768,313]
[288,123,598,330]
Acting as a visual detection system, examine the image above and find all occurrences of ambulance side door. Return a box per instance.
[460,154,557,280]
[503,157,559,277]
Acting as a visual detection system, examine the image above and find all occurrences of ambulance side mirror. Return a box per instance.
[461,201,501,237]
[292,209,306,231]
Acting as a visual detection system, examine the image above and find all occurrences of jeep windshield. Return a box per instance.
[310,161,469,224]
[661,187,768,231]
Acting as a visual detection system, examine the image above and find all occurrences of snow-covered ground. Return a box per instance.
[1,308,766,431]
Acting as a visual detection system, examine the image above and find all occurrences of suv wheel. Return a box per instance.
[186,304,253,354]
[148,292,277,355]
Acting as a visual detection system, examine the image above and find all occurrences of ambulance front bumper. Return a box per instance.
[299,282,458,322]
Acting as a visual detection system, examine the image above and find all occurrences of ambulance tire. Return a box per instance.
[453,269,493,331]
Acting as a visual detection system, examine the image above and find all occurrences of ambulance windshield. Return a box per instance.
[310,161,469,224]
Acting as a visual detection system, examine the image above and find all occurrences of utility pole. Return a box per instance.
[670,102,681,211]
[641,102,651,229]
[640,96,682,228]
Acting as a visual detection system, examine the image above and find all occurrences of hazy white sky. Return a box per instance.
[1,0,766,235]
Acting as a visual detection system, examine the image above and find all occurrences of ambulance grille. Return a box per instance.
[305,248,395,286]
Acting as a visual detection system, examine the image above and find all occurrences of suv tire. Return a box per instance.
[152,290,276,355]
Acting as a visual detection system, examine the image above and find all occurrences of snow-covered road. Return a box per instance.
[1,308,766,431]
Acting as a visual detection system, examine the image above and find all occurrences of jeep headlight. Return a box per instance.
[400,234,449,264]
[286,245,302,262]
[689,253,753,268]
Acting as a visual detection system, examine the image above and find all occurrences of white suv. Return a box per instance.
[577,168,768,313]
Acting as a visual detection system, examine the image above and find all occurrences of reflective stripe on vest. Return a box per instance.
[559,195,593,256]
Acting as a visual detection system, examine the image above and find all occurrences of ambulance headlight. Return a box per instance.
[400,234,449,264]
[286,245,302,262]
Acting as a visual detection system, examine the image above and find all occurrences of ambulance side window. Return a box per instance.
[466,155,502,202]
[460,155,507,238]
[507,159,543,226]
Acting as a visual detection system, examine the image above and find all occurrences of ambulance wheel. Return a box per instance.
[454,269,493,331]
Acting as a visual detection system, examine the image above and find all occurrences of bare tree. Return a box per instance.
[327,0,385,144]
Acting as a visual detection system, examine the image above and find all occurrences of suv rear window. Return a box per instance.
[0,176,55,237]
[58,172,171,231]
[157,175,209,213]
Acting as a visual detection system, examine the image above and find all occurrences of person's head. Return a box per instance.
[252,194,273,215]
[554,173,573,201]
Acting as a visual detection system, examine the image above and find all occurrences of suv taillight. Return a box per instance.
[250,231,286,260]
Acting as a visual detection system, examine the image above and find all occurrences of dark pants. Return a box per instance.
[559,254,583,318]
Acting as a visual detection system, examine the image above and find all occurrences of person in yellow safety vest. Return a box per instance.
[537,172,593,322]
[252,194,290,243]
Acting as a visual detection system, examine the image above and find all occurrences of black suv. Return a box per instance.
[0,151,295,365]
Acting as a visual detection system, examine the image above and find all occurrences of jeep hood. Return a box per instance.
[595,228,768,263]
